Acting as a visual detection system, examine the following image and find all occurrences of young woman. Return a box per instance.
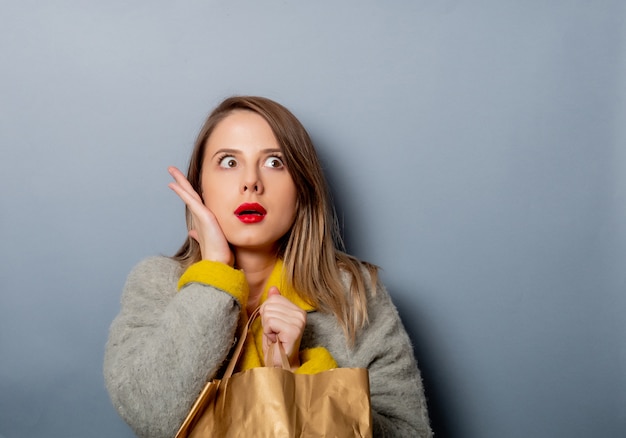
[104,96,432,437]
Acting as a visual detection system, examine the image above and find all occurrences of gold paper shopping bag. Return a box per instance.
[175,308,372,438]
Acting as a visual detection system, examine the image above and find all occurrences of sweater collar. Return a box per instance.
[259,259,316,312]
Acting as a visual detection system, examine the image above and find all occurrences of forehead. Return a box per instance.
[205,110,278,152]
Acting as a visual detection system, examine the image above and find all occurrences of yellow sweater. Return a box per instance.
[177,259,337,374]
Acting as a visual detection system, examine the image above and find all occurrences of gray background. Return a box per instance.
[1,1,624,437]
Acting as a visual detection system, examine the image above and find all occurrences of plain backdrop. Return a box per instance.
[1,1,624,437]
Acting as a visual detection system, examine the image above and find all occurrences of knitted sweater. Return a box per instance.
[178,259,338,374]
[104,256,432,437]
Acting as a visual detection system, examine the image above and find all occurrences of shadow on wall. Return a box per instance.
[391,289,458,438]
[318,146,458,437]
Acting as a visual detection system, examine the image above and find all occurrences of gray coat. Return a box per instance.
[104,256,432,437]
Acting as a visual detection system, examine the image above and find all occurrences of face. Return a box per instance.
[201,110,298,253]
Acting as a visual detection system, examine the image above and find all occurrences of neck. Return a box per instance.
[234,248,277,312]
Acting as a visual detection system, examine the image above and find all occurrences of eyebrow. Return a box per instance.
[211,148,283,158]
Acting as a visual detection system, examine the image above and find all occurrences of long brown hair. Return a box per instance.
[173,96,377,342]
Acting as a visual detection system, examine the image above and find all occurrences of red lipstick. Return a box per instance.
[234,203,267,224]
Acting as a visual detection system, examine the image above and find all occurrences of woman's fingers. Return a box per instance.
[168,166,203,205]
[167,166,233,266]
[167,166,210,226]
[262,291,306,334]
[261,288,306,368]
[262,306,306,335]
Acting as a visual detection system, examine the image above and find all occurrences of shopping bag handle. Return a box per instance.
[265,341,291,370]
[222,307,261,379]
[222,306,293,378]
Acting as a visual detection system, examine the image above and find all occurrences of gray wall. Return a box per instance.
[1,1,624,437]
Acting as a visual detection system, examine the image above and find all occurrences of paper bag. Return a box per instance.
[175,308,372,437]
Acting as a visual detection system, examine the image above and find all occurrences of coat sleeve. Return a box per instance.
[356,281,433,437]
[103,257,247,438]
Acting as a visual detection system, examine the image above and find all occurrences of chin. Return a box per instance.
[225,233,273,250]
[224,222,291,249]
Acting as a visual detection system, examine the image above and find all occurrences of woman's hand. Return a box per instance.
[260,287,306,369]
[167,166,234,266]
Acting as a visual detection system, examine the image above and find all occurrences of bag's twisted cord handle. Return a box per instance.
[222,307,261,379]
[265,341,291,370]
[222,306,293,378]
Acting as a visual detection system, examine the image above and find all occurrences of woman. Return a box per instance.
[104,96,432,437]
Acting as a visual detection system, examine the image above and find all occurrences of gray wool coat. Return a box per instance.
[104,256,432,437]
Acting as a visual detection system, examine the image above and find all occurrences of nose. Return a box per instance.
[243,182,260,192]
[241,169,264,194]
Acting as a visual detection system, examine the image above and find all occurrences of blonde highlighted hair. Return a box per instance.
[173,96,377,343]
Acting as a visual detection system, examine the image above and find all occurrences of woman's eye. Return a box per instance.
[218,156,238,168]
[264,156,284,169]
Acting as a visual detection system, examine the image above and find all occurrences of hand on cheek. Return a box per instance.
[167,166,234,266]
[260,286,306,369]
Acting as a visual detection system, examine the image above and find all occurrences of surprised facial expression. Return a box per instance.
[200,110,298,253]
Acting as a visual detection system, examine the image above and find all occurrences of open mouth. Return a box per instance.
[234,203,267,223]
